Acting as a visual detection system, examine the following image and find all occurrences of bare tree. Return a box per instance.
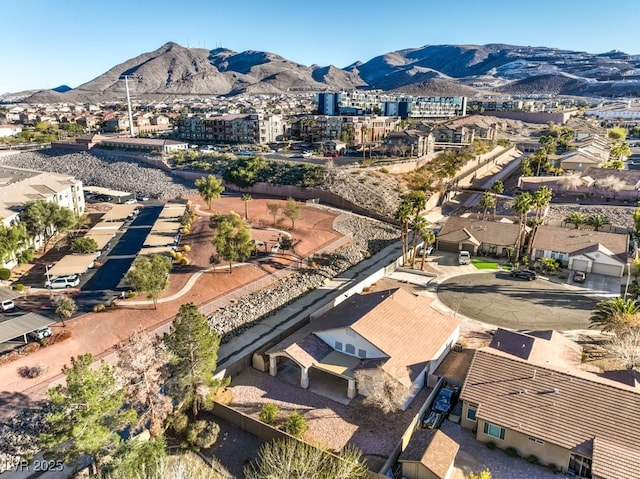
[606,329,640,369]
[557,174,583,191]
[115,329,173,437]
[354,365,412,414]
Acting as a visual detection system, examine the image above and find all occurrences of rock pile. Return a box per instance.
[0,149,197,200]
[0,405,48,474]
[209,215,400,342]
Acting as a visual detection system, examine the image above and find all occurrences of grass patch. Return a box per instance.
[471,258,500,270]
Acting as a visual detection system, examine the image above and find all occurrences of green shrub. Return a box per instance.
[282,411,307,438]
[485,441,496,450]
[379,167,389,174]
[13,284,24,292]
[93,303,106,313]
[186,420,220,451]
[505,446,518,457]
[168,411,189,435]
[259,403,279,425]
[0,268,11,281]
[527,454,539,465]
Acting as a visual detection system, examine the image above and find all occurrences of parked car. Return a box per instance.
[573,271,587,283]
[45,275,80,289]
[418,244,435,256]
[28,326,52,341]
[511,269,537,281]
[432,387,456,415]
[124,198,137,205]
[136,193,149,201]
[1,299,15,312]
[458,250,471,265]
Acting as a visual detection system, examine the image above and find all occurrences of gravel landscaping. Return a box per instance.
[208,214,400,343]
[0,403,49,473]
[1,149,197,200]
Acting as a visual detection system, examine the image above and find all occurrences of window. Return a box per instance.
[528,436,545,445]
[467,403,477,422]
[345,344,355,355]
[358,348,366,358]
[334,341,343,351]
[483,422,505,440]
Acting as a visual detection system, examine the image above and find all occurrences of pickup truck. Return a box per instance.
[458,250,471,265]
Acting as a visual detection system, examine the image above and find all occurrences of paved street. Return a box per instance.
[437,272,596,330]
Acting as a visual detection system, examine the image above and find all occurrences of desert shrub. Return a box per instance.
[0,268,10,280]
[47,330,72,345]
[527,454,539,465]
[93,303,106,313]
[259,403,279,425]
[180,257,190,265]
[379,167,389,174]
[21,342,40,354]
[485,441,496,450]
[186,420,220,451]
[18,364,48,378]
[505,446,518,457]
[183,244,191,253]
[126,290,136,298]
[13,283,24,292]
[282,411,307,438]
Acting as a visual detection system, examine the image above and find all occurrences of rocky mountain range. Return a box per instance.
[4,42,640,103]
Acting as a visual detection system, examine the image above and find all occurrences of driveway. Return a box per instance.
[437,272,597,330]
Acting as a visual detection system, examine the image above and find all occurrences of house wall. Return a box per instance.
[401,462,439,479]
[474,418,571,472]
[315,328,386,359]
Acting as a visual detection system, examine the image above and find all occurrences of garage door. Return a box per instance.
[437,241,460,253]
[572,259,589,272]
[592,262,623,277]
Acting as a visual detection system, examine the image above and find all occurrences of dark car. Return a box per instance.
[432,387,455,414]
[573,271,587,283]
[511,269,537,281]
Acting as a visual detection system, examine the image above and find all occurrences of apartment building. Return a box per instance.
[175,113,284,144]
[0,166,85,268]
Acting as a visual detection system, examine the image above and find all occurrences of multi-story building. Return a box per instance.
[290,115,402,145]
[175,113,284,144]
[316,91,467,119]
[0,166,85,268]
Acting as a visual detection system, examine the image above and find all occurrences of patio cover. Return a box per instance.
[0,312,56,344]
[158,204,187,219]
[151,219,181,233]
[47,254,97,277]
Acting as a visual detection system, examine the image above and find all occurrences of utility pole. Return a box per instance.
[124,75,135,137]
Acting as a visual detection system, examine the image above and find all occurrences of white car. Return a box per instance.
[29,327,52,341]
[45,275,80,289]
[458,251,471,265]
[1,299,15,312]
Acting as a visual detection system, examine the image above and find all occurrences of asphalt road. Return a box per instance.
[437,272,597,330]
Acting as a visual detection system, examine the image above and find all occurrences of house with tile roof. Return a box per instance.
[436,216,523,257]
[531,225,628,277]
[459,331,640,478]
[266,288,460,408]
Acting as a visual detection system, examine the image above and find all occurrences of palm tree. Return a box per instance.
[586,213,610,232]
[532,186,553,222]
[565,212,587,230]
[479,191,495,221]
[419,229,436,271]
[394,201,412,265]
[590,297,640,333]
[512,192,533,263]
[490,180,504,220]
[410,216,428,267]
[241,194,252,220]
[55,296,77,327]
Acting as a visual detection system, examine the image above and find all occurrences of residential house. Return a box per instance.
[531,225,628,277]
[558,150,604,172]
[0,125,23,138]
[436,216,522,257]
[459,329,640,478]
[384,129,434,157]
[266,288,460,409]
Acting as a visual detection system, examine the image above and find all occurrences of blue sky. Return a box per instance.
[3,0,640,94]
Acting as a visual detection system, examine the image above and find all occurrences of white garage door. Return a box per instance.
[572,259,589,272]
[592,262,623,277]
